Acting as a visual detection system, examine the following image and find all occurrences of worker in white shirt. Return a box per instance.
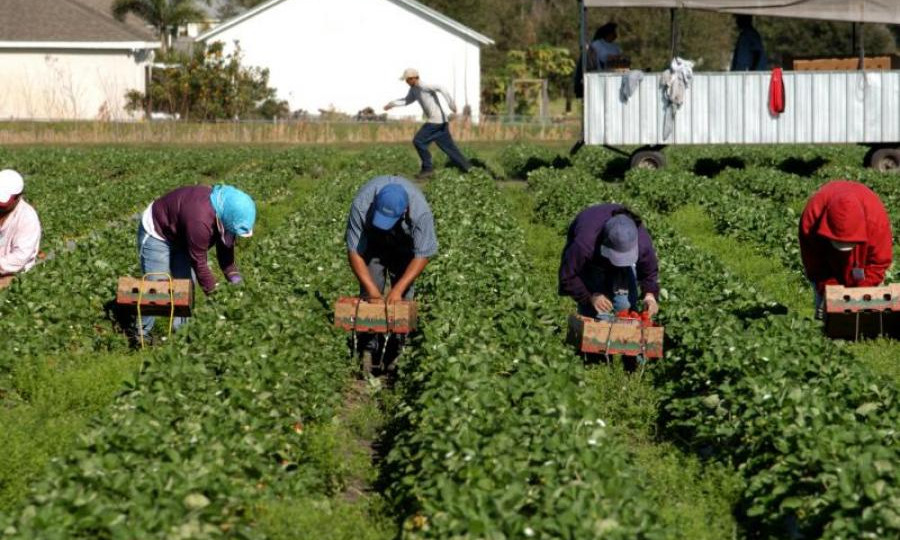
[0,169,41,289]
[384,68,471,180]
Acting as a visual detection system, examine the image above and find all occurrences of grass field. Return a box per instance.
[0,142,896,538]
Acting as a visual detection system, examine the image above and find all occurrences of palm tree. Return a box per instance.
[112,0,210,53]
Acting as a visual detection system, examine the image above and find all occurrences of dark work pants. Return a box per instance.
[413,122,470,172]
[357,250,414,353]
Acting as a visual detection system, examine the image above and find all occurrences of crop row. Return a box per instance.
[0,151,338,382]
[379,171,679,538]
[527,166,900,538]
[0,170,371,538]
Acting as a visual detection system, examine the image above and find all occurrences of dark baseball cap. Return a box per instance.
[372,184,409,230]
[599,214,639,267]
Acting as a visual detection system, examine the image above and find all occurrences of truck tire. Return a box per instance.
[870,147,900,172]
[630,149,667,170]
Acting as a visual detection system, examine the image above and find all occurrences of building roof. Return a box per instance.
[74,0,156,34]
[198,0,494,46]
[0,0,156,48]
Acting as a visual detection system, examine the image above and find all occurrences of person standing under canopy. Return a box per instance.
[731,15,768,71]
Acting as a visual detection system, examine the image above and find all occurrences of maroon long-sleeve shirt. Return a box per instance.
[558,204,660,304]
[151,185,237,294]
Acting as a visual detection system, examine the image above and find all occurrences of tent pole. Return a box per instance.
[857,23,865,70]
[579,0,586,145]
[669,8,678,60]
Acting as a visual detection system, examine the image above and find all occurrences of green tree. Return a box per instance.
[112,0,210,52]
[216,0,267,19]
[125,41,288,120]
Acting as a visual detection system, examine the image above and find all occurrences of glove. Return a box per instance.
[227,273,243,285]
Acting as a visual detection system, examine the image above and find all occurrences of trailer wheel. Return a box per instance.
[870,148,900,172]
[630,149,667,170]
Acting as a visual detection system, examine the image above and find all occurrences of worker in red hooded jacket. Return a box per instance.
[799,180,893,318]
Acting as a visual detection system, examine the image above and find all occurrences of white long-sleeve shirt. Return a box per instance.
[390,82,456,124]
[0,200,41,275]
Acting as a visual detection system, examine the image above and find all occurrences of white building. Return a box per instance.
[0,0,156,120]
[198,0,494,122]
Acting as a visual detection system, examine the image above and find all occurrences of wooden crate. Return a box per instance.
[567,314,664,358]
[787,54,899,71]
[824,284,900,340]
[334,297,417,334]
[116,276,194,316]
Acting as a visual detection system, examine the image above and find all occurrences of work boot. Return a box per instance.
[415,169,434,181]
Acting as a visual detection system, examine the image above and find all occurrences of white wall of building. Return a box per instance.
[206,0,485,122]
[0,49,149,120]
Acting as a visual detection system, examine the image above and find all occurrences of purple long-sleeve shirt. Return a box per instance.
[151,185,237,294]
[558,204,660,304]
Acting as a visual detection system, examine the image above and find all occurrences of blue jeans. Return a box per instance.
[577,266,639,320]
[413,122,470,172]
[136,223,192,338]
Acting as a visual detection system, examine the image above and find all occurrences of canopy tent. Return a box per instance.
[581,1,900,26]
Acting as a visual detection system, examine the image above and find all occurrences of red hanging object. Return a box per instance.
[769,67,785,116]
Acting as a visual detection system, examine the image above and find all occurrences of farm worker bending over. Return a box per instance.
[384,68,471,180]
[799,180,892,318]
[559,204,659,319]
[0,169,41,289]
[346,176,437,374]
[135,184,255,341]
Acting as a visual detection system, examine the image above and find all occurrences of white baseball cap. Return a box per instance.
[400,68,419,80]
[830,240,857,251]
[0,169,24,204]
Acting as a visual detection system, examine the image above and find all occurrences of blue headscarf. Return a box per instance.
[210,185,256,238]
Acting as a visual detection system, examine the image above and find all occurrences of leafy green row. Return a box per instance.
[526,166,900,539]
[380,171,674,538]
[0,172,365,538]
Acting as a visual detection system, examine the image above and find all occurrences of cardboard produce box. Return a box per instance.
[116,276,194,316]
[824,284,900,340]
[567,314,664,358]
[786,54,900,71]
[334,297,417,334]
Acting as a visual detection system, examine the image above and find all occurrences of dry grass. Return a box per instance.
[0,118,579,145]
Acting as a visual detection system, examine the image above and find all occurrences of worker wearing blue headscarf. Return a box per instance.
[135,184,256,342]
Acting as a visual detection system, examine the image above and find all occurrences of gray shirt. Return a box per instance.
[390,82,456,124]
[346,176,438,258]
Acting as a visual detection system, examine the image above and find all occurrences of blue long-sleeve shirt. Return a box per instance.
[558,204,659,304]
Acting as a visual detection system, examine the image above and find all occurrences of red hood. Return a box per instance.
[817,192,867,243]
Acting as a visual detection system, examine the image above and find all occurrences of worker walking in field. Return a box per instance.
[346,175,437,375]
[799,180,892,319]
[0,169,41,289]
[559,204,659,319]
[384,68,471,179]
[134,184,256,343]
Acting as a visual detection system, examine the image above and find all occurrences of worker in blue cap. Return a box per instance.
[134,184,256,345]
[346,176,438,375]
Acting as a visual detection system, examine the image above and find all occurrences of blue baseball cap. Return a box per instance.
[599,214,639,267]
[372,184,409,230]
